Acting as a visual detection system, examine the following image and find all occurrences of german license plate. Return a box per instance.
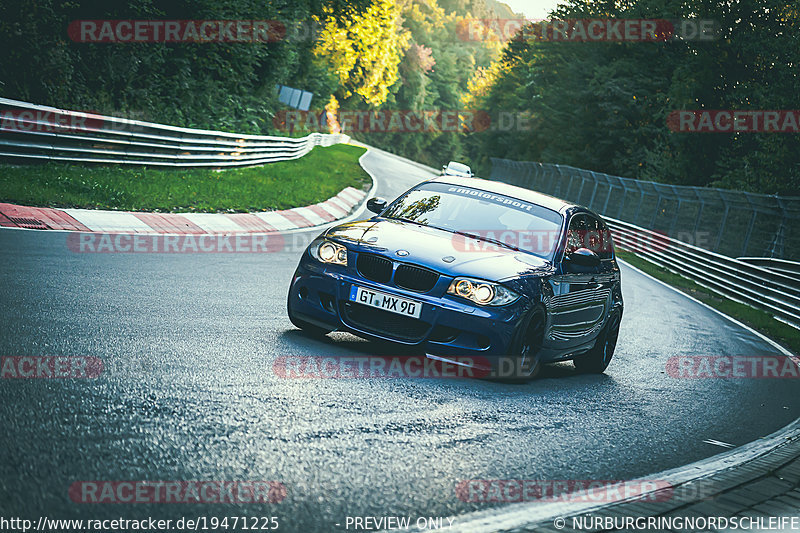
[349,286,422,318]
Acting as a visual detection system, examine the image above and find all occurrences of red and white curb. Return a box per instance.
[0,187,366,234]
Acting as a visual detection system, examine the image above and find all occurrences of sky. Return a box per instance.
[502,0,562,19]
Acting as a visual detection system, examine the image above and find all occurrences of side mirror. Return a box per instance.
[367,197,387,214]
[565,247,600,268]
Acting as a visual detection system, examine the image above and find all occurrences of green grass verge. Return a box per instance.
[616,250,800,355]
[0,144,369,213]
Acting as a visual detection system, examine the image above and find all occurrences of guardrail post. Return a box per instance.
[575,170,586,202]
[741,195,757,257]
[769,219,786,258]
[650,192,662,228]
[714,194,731,253]
[546,164,557,195]
[692,191,705,237]
[553,165,564,197]
[615,178,628,220]
[669,198,682,238]
[589,172,600,209]
[523,162,533,187]
[632,182,646,224]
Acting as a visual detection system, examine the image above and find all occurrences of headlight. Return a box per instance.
[447,277,519,306]
[313,241,348,266]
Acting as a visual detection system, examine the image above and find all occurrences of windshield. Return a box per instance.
[447,162,470,173]
[382,182,563,259]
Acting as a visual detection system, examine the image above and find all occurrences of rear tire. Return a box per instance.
[574,309,621,374]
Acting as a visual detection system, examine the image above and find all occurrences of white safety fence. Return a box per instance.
[607,218,800,329]
[489,158,800,330]
[0,97,349,167]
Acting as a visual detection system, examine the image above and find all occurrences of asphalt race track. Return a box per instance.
[1,149,799,532]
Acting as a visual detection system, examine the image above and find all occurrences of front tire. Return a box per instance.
[574,309,621,374]
[504,307,545,382]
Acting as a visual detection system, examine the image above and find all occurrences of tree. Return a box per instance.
[344,0,503,166]
[315,0,410,106]
[0,0,371,134]
[462,0,800,194]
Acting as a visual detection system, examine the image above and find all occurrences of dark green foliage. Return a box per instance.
[464,0,800,195]
[0,0,369,133]
[2,0,797,195]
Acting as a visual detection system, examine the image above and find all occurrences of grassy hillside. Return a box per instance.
[0,145,369,213]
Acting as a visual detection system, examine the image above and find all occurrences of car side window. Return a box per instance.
[584,215,613,260]
[566,214,614,259]
[565,214,586,255]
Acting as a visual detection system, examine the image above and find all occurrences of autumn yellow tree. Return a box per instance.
[315,0,410,107]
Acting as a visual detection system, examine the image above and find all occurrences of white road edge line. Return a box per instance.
[703,439,737,449]
[619,259,798,363]
[392,258,799,533]
[397,418,800,533]
[266,145,383,235]
[345,182,798,532]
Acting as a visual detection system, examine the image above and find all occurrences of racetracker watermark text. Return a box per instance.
[274,109,494,133]
[666,356,800,379]
[464,475,757,509]
[1,356,103,379]
[68,20,289,43]
[456,480,674,503]
[67,233,286,253]
[456,18,717,42]
[668,110,800,133]
[0,516,280,532]
[273,356,493,379]
[0,109,104,133]
[68,481,286,504]
[65,229,679,255]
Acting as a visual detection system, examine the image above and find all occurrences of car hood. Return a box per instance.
[325,219,552,280]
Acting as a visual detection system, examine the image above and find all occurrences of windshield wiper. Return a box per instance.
[451,230,522,252]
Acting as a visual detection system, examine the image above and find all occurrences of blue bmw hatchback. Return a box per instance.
[287,177,623,379]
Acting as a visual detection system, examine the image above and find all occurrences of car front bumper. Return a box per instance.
[288,258,530,358]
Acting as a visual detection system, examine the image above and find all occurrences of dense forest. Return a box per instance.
[1,0,798,194]
[464,0,800,195]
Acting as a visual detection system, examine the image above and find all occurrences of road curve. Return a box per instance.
[0,148,798,532]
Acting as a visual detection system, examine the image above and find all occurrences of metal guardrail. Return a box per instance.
[607,218,800,329]
[490,158,800,261]
[489,159,800,330]
[738,257,800,283]
[0,97,349,167]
